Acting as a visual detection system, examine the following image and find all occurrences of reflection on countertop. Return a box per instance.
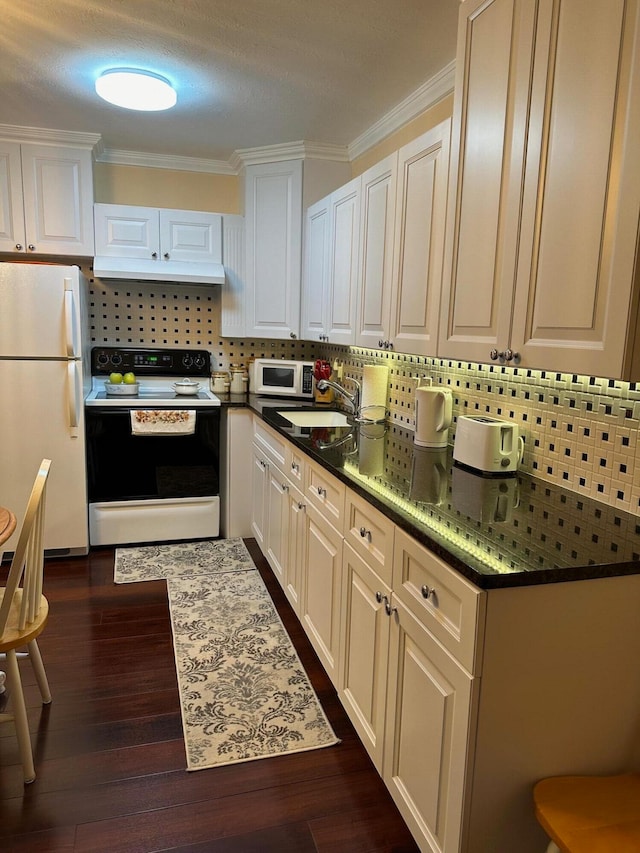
[256,401,640,589]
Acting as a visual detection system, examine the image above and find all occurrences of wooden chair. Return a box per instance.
[0,459,52,783]
[534,772,640,852]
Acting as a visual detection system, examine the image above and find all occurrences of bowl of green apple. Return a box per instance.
[105,372,139,395]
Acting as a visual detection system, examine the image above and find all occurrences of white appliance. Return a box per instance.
[453,416,524,473]
[249,358,315,398]
[414,385,453,447]
[0,263,90,555]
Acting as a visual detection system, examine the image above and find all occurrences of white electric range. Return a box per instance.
[85,346,222,546]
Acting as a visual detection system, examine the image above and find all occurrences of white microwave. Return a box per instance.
[249,359,315,398]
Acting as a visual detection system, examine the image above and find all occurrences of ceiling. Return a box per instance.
[1,0,459,167]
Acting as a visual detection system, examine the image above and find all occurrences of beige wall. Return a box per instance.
[93,163,241,213]
[350,94,454,178]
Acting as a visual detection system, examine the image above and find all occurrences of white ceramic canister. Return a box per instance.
[211,371,230,394]
[230,365,248,394]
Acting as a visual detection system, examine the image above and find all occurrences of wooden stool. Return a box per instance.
[533,772,640,852]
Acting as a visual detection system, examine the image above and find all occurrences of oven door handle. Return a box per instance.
[67,360,81,438]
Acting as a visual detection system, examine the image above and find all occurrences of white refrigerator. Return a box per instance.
[0,263,90,555]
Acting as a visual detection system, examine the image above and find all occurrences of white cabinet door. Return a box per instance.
[338,542,391,770]
[265,465,290,589]
[301,196,331,342]
[94,203,159,259]
[355,154,398,350]
[0,142,26,253]
[0,143,94,256]
[250,444,269,551]
[283,482,305,614]
[383,597,474,853]
[326,177,361,346]
[441,0,640,378]
[245,160,303,340]
[159,209,222,264]
[389,121,450,357]
[300,500,343,684]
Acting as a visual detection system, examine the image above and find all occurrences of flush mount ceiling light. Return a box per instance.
[95,68,177,111]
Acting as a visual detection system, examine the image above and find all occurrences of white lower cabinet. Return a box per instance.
[338,542,391,770]
[283,482,305,613]
[299,500,343,684]
[383,597,474,853]
[250,443,269,551]
[264,464,290,589]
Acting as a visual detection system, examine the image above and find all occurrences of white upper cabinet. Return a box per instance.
[302,177,361,345]
[0,141,94,256]
[244,160,303,340]
[440,0,640,379]
[326,177,361,346]
[355,154,398,350]
[354,121,451,356]
[301,196,331,342]
[389,122,450,356]
[94,204,222,263]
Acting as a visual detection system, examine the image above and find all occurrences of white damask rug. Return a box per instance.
[113,538,339,769]
[114,537,255,583]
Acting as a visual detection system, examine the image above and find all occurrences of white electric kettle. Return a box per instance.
[414,383,453,448]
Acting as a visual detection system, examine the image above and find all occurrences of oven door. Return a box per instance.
[85,406,220,545]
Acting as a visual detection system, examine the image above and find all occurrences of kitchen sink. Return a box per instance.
[277,410,351,428]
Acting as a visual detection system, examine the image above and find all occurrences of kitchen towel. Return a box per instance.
[131,409,196,436]
[360,364,389,422]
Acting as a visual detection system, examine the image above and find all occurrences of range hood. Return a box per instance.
[92,256,226,285]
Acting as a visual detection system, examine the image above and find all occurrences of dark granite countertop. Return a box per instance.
[225,396,640,590]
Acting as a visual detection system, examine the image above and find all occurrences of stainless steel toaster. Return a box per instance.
[453,416,523,473]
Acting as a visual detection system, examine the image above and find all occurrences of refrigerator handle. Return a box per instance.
[64,281,79,359]
[67,362,80,438]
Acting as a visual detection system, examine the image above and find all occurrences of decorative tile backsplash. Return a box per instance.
[84,269,640,517]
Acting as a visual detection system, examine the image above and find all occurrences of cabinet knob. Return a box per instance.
[375,591,388,604]
[297,502,306,511]
[421,584,436,600]
[151,252,158,259]
[282,483,289,492]
[359,526,372,542]
[378,339,385,347]
[164,252,170,259]
[290,332,297,339]
[490,349,501,361]
[385,601,397,617]
[15,243,23,251]
[28,244,36,251]
[317,486,327,498]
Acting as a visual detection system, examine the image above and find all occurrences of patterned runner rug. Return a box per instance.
[113,538,340,770]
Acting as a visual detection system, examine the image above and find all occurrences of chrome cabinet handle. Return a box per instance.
[490,348,519,362]
[359,526,372,541]
[291,462,299,473]
[297,502,306,511]
[282,483,289,492]
[164,252,170,259]
[375,591,396,616]
[290,332,297,339]
[15,243,23,251]
[151,252,158,258]
[317,486,326,498]
[28,244,36,251]
[421,584,436,600]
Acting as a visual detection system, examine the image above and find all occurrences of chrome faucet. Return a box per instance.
[316,377,361,418]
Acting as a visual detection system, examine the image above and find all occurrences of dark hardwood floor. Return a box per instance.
[0,539,419,853]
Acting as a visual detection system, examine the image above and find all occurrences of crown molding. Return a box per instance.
[94,147,236,175]
[0,123,102,150]
[230,140,350,171]
[348,59,456,161]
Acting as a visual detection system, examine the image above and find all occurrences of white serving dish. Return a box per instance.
[104,381,140,396]
[172,379,201,396]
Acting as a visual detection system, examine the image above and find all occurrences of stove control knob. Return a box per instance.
[194,354,205,368]
[182,355,193,369]
[96,352,110,366]
[111,354,122,366]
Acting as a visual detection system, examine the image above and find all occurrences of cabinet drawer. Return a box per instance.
[392,528,485,674]
[305,458,345,533]
[344,490,394,586]
[286,444,306,488]
[253,417,287,472]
